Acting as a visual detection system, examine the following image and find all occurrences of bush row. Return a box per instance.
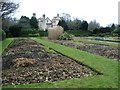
[7,24,48,37]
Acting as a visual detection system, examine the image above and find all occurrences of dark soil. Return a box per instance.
[2,38,96,86]
[52,40,119,61]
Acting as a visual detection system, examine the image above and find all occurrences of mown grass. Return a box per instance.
[2,37,119,88]
[0,38,13,55]
[73,37,118,47]
[103,37,119,42]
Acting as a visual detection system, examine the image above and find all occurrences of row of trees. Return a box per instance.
[0,1,119,38]
[0,1,39,37]
[8,15,39,37]
[59,13,119,36]
[19,15,38,29]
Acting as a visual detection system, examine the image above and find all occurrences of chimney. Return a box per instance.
[43,14,45,18]
[57,14,59,17]
[33,13,36,17]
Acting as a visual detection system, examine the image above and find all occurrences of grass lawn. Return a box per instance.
[2,37,119,88]
[103,37,119,42]
[0,38,14,55]
[73,37,118,47]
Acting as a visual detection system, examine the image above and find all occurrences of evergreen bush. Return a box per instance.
[9,24,22,37]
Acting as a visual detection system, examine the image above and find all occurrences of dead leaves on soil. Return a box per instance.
[12,58,38,68]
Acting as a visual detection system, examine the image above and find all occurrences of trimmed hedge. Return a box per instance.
[66,30,91,37]
[9,24,22,37]
[39,30,48,37]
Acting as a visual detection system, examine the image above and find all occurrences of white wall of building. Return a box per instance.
[38,14,61,31]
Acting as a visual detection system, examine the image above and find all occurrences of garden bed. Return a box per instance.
[52,40,119,61]
[2,38,97,86]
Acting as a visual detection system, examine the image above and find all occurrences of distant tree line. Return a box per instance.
[1,4,119,38]
[58,13,119,37]
[8,14,39,37]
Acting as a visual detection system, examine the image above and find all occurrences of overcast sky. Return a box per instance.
[13,0,119,27]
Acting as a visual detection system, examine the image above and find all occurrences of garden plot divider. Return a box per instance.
[0,38,14,55]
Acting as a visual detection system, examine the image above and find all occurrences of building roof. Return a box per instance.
[46,17,52,22]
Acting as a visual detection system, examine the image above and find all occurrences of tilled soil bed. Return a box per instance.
[52,40,119,61]
[2,38,96,86]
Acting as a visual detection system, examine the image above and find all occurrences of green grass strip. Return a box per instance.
[73,39,118,47]
[0,38,14,55]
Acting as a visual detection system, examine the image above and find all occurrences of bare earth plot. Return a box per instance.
[52,40,119,61]
[2,38,97,86]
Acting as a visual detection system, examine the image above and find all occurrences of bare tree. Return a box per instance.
[0,1,19,17]
[88,20,100,31]
[60,13,71,22]
[0,0,19,30]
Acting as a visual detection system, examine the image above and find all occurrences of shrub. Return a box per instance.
[66,30,91,37]
[20,28,41,37]
[112,28,120,36]
[48,26,63,40]
[6,33,13,38]
[20,28,35,37]
[20,29,48,37]
[59,32,74,40]
[29,33,40,37]
[0,29,6,41]
[9,24,22,37]
[38,30,48,37]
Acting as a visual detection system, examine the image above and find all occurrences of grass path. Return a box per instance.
[73,39,118,47]
[0,38,13,55]
[73,37,119,47]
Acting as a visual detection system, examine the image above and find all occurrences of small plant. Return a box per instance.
[59,32,74,40]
